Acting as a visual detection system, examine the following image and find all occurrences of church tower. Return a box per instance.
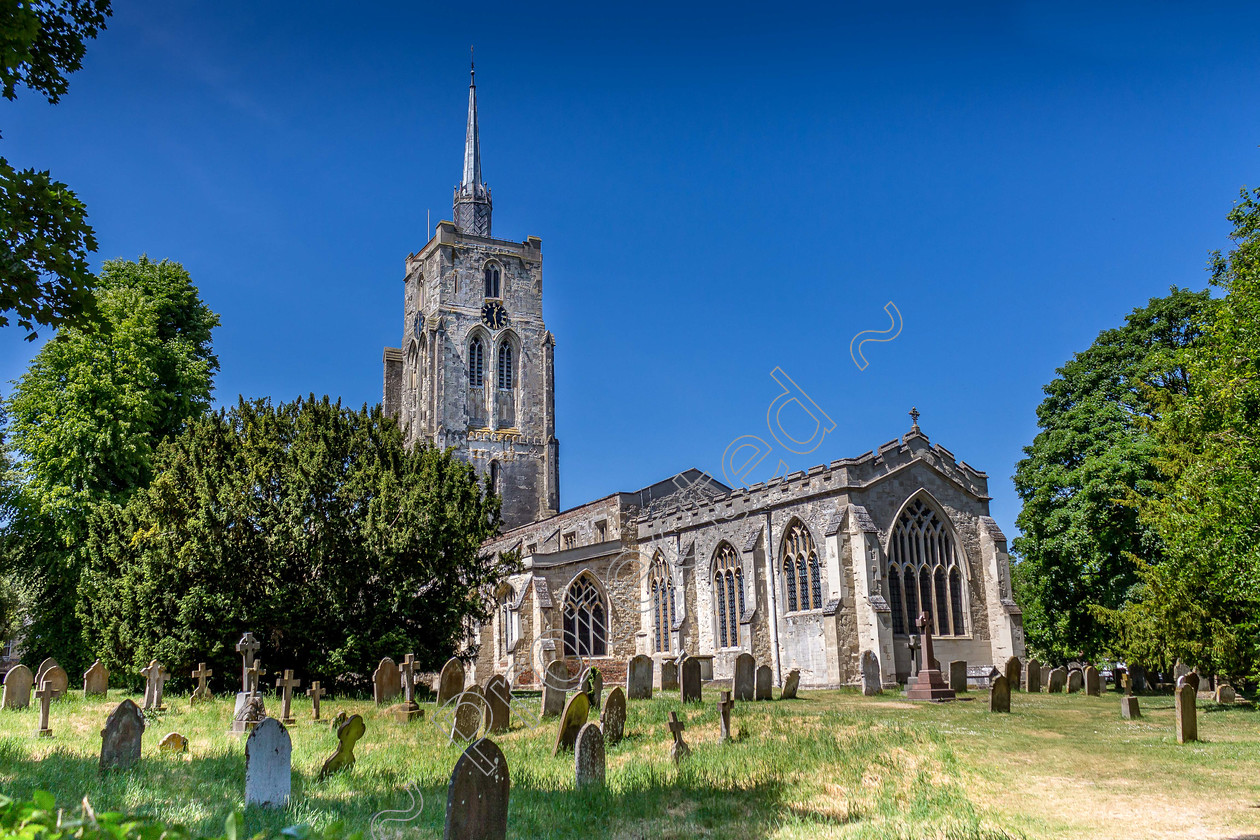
[383,64,560,529]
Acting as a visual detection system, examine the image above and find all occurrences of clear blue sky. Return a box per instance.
[3,2,1258,541]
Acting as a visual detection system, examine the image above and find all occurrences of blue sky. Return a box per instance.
[3,1,1258,540]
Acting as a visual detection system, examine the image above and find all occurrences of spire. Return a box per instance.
[453,49,492,237]
[462,55,481,189]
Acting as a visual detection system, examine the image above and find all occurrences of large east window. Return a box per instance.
[886,498,966,636]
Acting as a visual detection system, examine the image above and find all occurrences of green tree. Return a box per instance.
[0,0,112,340]
[3,256,217,672]
[79,396,510,693]
[1011,287,1210,664]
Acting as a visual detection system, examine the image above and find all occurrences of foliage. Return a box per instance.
[78,395,509,693]
[1011,288,1210,663]
[1111,188,1260,681]
[2,256,217,674]
[0,0,111,341]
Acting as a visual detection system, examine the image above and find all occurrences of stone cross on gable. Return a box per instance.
[236,632,260,692]
[275,669,300,725]
[909,406,921,432]
[247,660,267,697]
[916,611,936,673]
[35,680,54,737]
[306,681,325,720]
[400,653,416,704]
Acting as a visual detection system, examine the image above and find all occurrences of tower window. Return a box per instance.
[469,337,484,387]
[489,460,500,495]
[497,343,514,389]
[484,264,501,298]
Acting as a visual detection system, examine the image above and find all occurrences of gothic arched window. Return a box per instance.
[886,498,967,636]
[713,542,743,648]
[497,343,514,390]
[782,521,822,612]
[489,461,500,495]
[498,585,514,657]
[469,337,484,388]
[484,264,501,298]
[650,553,673,653]
[563,574,606,657]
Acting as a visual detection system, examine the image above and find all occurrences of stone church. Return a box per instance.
[383,68,1024,690]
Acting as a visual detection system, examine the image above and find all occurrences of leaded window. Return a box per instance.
[469,337,484,388]
[497,343,514,389]
[714,542,743,649]
[563,574,606,657]
[782,521,823,611]
[886,498,967,636]
[650,553,674,653]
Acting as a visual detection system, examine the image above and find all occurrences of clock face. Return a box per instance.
[481,301,508,330]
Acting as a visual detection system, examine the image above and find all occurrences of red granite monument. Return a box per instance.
[904,612,956,701]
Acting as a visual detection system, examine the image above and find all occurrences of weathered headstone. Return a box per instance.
[1025,658,1041,693]
[1083,665,1100,697]
[542,660,568,718]
[245,718,292,808]
[948,660,967,693]
[83,660,108,697]
[754,664,772,700]
[437,657,465,707]
[34,658,57,689]
[552,691,590,755]
[718,690,734,742]
[1120,695,1141,720]
[1040,664,1052,688]
[860,650,882,696]
[484,674,511,734]
[574,722,605,789]
[781,668,800,699]
[1215,684,1236,704]
[230,694,266,735]
[451,686,485,743]
[140,660,168,711]
[990,674,1010,713]
[1129,664,1147,692]
[444,738,509,840]
[236,632,260,692]
[275,669,300,724]
[1175,684,1197,744]
[1066,669,1083,694]
[1179,671,1201,692]
[1047,667,1067,693]
[626,654,653,700]
[580,666,603,710]
[1,664,33,709]
[159,732,188,753]
[1004,657,1021,692]
[732,652,755,701]
[246,659,267,696]
[36,661,68,700]
[667,711,689,764]
[399,653,418,703]
[99,699,144,771]
[601,686,626,745]
[319,713,366,779]
[373,657,401,705]
[330,709,347,731]
[35,681,54,737]
[681,657,703,704]
[306,681,325,720]
[190,662,213,705]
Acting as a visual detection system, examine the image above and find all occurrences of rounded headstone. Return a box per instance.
[245,718,292,808]
[574,722,606,789]
[484,674,511,733]
[552,691,590,756]
[601,686,627,745]
[2,664,33,709]
[99,699,145,772]
[444,738,509,840]
[438,657,466,707]
[732,652,756,701]
[626,654,653,700]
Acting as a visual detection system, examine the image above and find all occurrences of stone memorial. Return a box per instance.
[1181,671,1201,692]
[1216,684,1236,704]
[733,652,755,701]
[99,699,144,771]
[159,732,188,753]
[542,660,568,718]
[1047,667,1067,693]
[1129,664,1147,692]
[231,694,266,735]
[35,681,54,737]
[190,662,213,705]
[861,650,882,696]
[246,660,267,697]
[990,674,1010,713]
[1,664,32,709]
[1175,684,1197,744]
[1040,664,1051,687]
[904,613,955,701]
[373,657,401,705]
[1025,658,1041,693]
[83,660,108,697]
[437,656,465,707]
[36,660,68,700]
[1120,695,1141,720]
[236,632,260,691]
[245,718,292,808]
[574,722,605,789]
[667,711,690,764]
[306,681,325,720]
[580,666,603,710]
[552,691,590,756]
[601,686,626,745]
[319,713,366,779]
[484,674,511,733]
[451,686,485,743]
[781,668,800,699]
[626,654,653,700]
[1004,657,1021,692]
[948,660,967,693]
[1173,660,1190,683]
[443,738,509,840]
[274,669,300,725]
[140,660,169,711]
[1066,668,1083,694]
[660,659,679,691]
[755,664,773,700]
[1084,665,1100,697]
[681,657,702,704]
[718,690,734,742]
[330,709,348,731]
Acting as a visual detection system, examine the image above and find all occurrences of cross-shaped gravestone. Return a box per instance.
[247,660,267,698]
[907,635,921,677]
[306,681,326,721]
[668,711,690,764]
[35,681,54,737]
[718,690,734,743]
[400,653,417,705]
[191,662,213,704]
[275,669,300,725]
[236,632,260,692]
[140,660,169,711]
[916,612,936,673]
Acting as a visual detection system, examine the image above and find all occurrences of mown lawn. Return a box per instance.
[0,685,1255,840]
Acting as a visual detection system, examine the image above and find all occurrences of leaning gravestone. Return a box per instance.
[574,722,605,790]
[542,660,568,718]
[601,686,626,746]
[444,738,509,840]
[580,666,603,710]
[755,664,772,700]
[1047,667,1067,693]
[1216,684,1236,704]
[1,664,33,709]
[245,718,292,808]
[1025,658,1042,693]
[860,650,882,696]
[948,660,967,693]
[437,657,466,707]
[626,654,653,700]
[159,733,188,753]
[1120,695,1141,720]
[319,713,366,779]
[1066,669,1083,694]
[681,657,702,704]
[1084,665,1101,697]
[990,674,1011,713]
[552,691,590,756]
[660,659,679,691]
[732,653,755,701]
[1005,657,1021,692]
[484,674,511,734]
[230,695,266,735]
[1180,672,1201,692]
[83,660,108,697]
[781,668,800,699]
[1176,684,1197,744]
[451,687,485,743]
[718,691,734,742]
[99,699,145,772]
[373,657,401,705]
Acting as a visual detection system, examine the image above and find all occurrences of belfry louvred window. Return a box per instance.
[469,338,484,387]
[563,574,606,657]
[713,543,743,648]
[782,521,822,612]
[885,498,967,636]
[497,343,513,389]
[484,264,500,298]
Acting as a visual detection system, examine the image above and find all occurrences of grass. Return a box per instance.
[0,685,1256,839]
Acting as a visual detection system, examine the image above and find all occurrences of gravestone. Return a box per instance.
[235,632,260,692]
[552,691,590,755]
[1216,684,1236,704]
[159,732,188,753]
[1120,696,1141,720]
[1179,672,1201,692]
[752,664,771,700]
[667,711,690,764]
[601,686,626,745]
[443,738,509,840]
[1175,684,1197,744]
[275,669,300,725]
[373,657,401,705]
[574,722,605,789]
[580,667,603,710]
[781,668,800,699]
[904,612,955,701]
[35,681,54,736]
[190,662,213,705]
[35,658,57,689]
[626,654,653,700]
[542,660,568,718]
[1,664,32,709]
[36,661,68,700]
[1066,669,1083,694]
[330,710,347,731]
[1040,664,1051,688]
[306,681,325,720]
[388,653,421,721]
[1173,660,1190,683]
[681,657,703,703]
[948,660,967,693]
[484,674,511,734]
[1047,667,1067,693]
[319,713,366,779]
[245,718,292,808]
[246,660,267,696]
[1129,664,1147,692]
[99,699,145,771]
[140,660,168,710]
[990,674,1010,713]
[83,660,108,697]
[451,687,485,743]
[1025,658,1041,693]
[733,653,755,701]
[437,657,465,707]
[718,690,734,742]
[660,659,679,691]
[860,650,882,696]
[1084,665,1100,697]
[231,694,266,735]
[1004,657,1021,692]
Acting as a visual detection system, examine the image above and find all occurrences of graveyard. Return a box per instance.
[0,678,1254,840]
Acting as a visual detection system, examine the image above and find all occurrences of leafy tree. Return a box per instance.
[1012,287,1210,663]
[1114,188,1260,682]
[0,0,111,340]
[79,396,510,693]
[3,256,217,672]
